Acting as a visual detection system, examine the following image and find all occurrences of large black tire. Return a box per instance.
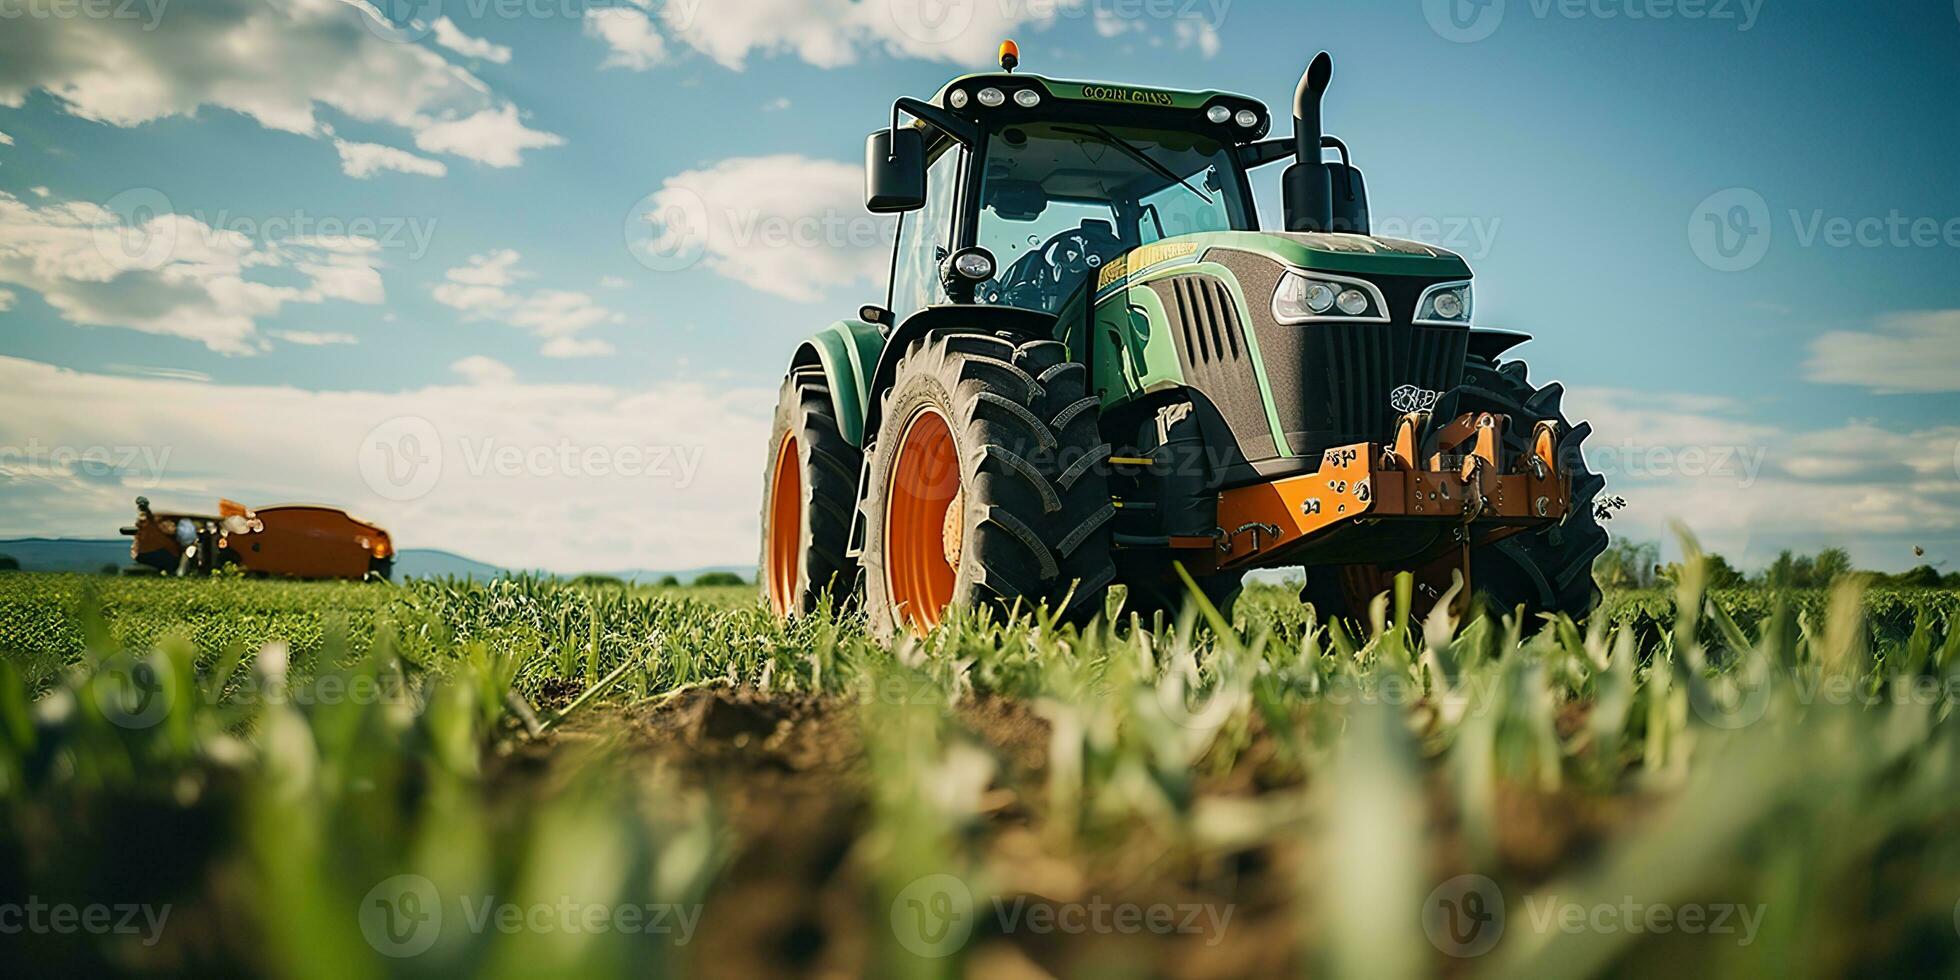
[860,331,1117,640]
[1301,356,1608,624]
[1443,356,1608,620]
[759,368,862,617]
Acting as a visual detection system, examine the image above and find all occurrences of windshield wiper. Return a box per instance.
[1053,125,1213,205]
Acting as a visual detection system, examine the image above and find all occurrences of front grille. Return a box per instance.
[1151,276,1278,461]
[1317,323,1469,446]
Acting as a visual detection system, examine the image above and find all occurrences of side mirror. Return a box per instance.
[1328,163,1369,235]
[866,128,927,213]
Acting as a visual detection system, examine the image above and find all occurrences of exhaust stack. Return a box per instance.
[1282,52,1335,233]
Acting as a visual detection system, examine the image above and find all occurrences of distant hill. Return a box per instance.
[0,538,748,585]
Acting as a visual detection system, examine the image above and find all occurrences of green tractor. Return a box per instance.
[760,43,1607,638]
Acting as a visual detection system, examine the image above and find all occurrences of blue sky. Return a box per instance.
[1,0,1957,573]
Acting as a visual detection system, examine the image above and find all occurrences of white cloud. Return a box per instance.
[0,354,771,573]
[0,0,560,169]
[541,336,617,358]
[0,288,14,310]
[28,187,50,199]
[451,354,514,384]
[431,16,511,64]
[585,7,669,71]
[638,155,888,302]
[0,130,12,146]
[412,104,565,169]
[658,0,1070,70]
[599,275,629,289]
[333,139,449,179]
[1173,18,1222,58]
[761,97,792,111]
[271,329,359,346]
[1804,310,1960,394]
[433,250,624,357]
[1566,385,1960,568]
[0,190,385,353]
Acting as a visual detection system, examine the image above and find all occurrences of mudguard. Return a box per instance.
[790,319,886,446]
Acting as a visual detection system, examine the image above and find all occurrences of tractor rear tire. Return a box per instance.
[1300,356,1608,626]
[1445,356,1609,621]
[860,331,1117,640]
[759,368,862,618]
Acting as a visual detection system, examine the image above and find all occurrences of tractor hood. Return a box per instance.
[1096,230,1471,293]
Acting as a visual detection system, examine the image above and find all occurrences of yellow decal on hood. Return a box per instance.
[1097,241,1198,291]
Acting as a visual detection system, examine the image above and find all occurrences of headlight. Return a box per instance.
[1415,281,1473,323]
[953,250,995,280]
[977,87,1006,107]
[1274,270,1382,323]
[948,89,969,109]
[1206,105,1232,124]
[1234,109,1259,128]
[1013,88,1041,108]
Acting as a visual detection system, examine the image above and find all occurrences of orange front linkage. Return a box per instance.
[1201,410,1570,572]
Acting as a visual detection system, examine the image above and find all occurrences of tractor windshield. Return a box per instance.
[976,122,1249,313]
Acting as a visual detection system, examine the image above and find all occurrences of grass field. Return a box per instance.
[3,560,1959,978]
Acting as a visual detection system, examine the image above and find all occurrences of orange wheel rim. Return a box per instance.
[766,432,801,616]
[885,407,961,632]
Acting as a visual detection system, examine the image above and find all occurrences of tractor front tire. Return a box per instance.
[759,368,862,618]
[860,331,1117,640]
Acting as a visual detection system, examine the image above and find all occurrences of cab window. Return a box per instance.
[889,143,963,320]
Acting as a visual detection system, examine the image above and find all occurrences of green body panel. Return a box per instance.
[1082,230,1472,457]
[799,319,886,446]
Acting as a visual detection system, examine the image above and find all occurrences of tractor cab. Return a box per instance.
[867,44,1377,323]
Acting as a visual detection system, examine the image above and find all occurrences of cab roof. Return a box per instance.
[924,72,1276,142]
